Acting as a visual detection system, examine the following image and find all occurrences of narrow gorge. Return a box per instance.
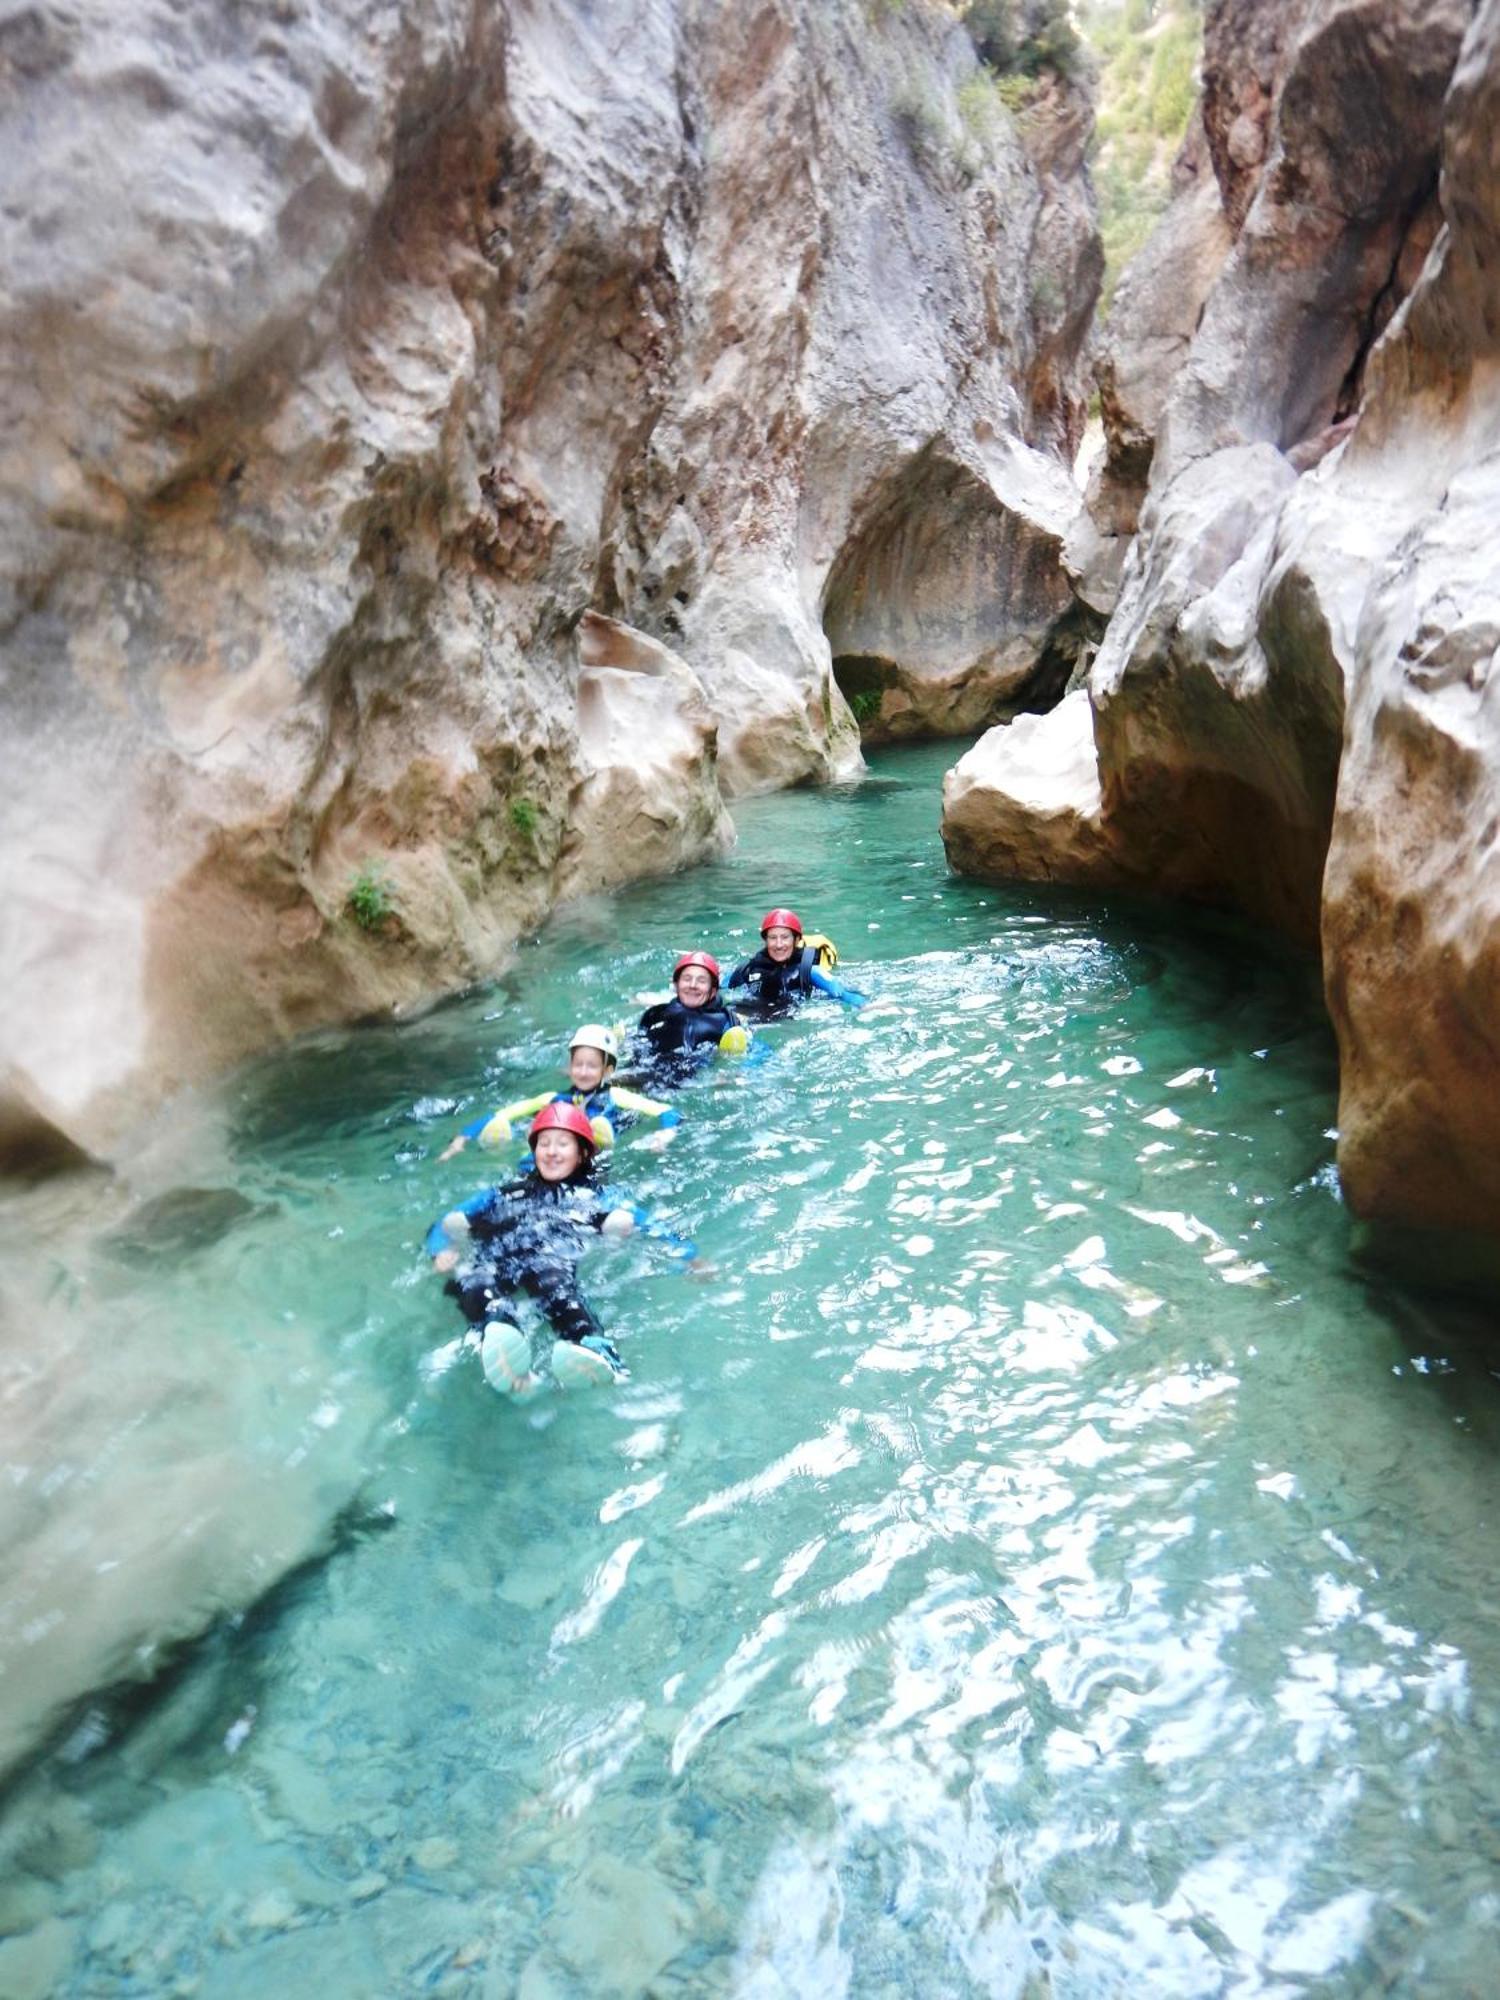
[943,0,1500,1241]
[3,2,1500,1994]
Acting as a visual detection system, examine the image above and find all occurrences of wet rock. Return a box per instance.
[0,1878,55,1943]
[943,0,1500,1235]
[941,692,1121,890]
[244,1888,302,1933]
[104,1186,265,1264]
[1085,111,1234,576]
[409,1835,461,1874]
[524,1854,691,1997]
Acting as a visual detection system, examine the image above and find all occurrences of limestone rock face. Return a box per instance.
[0,0,1097,1166]
[942,689,1121,886]
[946,0,1500,1236]
[558,614,734,898]
[824,435,1084,747]
[1321,0,1500,1235]
[1158,0,1461,487]
[1083,112,1234,588]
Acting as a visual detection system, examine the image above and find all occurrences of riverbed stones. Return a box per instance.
[0,1918,76,2000]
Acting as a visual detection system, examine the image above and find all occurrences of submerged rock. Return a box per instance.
[104,1187,267,1265]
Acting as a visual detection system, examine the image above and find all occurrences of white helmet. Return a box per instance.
[569,1023,620,1064]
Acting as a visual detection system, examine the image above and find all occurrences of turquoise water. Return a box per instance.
[3,741,1499,1997]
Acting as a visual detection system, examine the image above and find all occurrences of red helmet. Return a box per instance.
[760,907,802,937]
[672,949,721,988]
[528,1101,598,1154]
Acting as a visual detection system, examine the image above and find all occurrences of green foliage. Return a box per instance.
[347,863,395,932]
[1031,268,1063,318]
[508,795,540,840]
[957,70,1005,144]
[849,689,883,725]
[892,77,948,161]
[1076,0,1203,318]
[964,0,1018,69]
[962,0,1083,81]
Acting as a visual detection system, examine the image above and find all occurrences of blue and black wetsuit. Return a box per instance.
[632,996,746,1086]
[726,947,866,1019]
[427,1168,695,1348]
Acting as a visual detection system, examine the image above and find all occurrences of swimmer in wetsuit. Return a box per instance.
[631,950,751,1087]
[428,1101,697,1395]
[725,908,867,1019]
[438,1024,680,1162]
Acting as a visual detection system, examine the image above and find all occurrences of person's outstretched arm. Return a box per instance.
[596,1193,705,1267]
[439,1090,553,1161]
[425,1187,498,1267]
[810,967,867,1008]
[610,1083,682,1131]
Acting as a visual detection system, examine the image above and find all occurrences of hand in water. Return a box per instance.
[433,1210,471,1269]
[601,1208,636,1238]
[636,1127,677,1152]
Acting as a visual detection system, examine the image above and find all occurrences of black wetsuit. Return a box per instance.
[439,1169,611,1345]
[633,995,742,1084]
[726,945,818,1018]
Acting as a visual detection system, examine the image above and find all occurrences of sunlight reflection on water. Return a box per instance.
[1,745,1499,1996]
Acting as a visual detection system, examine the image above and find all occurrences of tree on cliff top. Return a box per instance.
[962,0,1084,79]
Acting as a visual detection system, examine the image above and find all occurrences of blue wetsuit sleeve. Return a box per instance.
[424,1186,495,1257]
[811,967,867,1006]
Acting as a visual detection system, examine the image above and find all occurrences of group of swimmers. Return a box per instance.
[427,909,867,1398]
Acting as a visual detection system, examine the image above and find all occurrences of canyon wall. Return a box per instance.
[946,0,1500,1238]
[0,0,1097,1173]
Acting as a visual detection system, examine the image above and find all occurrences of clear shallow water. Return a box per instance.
[3,742,1500,1997]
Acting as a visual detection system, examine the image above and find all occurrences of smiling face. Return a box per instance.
[533,1128,585,1181]
[675,965,715,1007]
[568,1045,609,1093]
[763,925,798,963]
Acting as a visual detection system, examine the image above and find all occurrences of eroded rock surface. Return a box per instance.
[1321,0,1500,1235]
[824,435,1084,747]
[946,0,1500,1236]
[0,0,1096,1165]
